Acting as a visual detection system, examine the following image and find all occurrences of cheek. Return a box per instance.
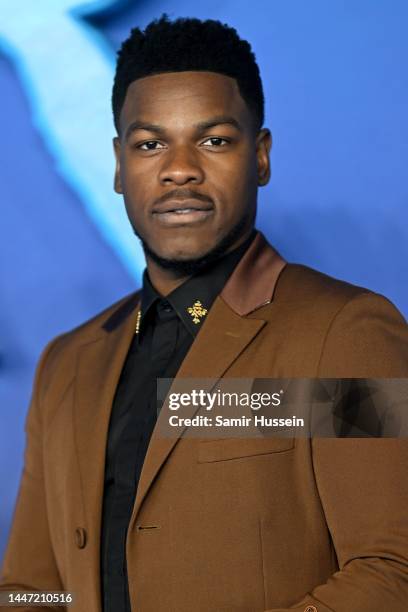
[121,157,144,188]
[121,160,156,211]
[210,153,257,211]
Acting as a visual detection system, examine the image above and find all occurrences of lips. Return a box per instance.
[152,199,214,226]
[152,199,214,214]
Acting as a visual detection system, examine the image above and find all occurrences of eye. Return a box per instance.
[138,141,165,150]
[201,137,229,147]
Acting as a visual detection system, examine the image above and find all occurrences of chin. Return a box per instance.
[167,245,212,261]
[144,237,224,275]
[158,237,215,261]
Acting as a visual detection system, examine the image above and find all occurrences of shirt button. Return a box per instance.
[158,300,171,312]
[75,527,87,549]
[304,606,318,612]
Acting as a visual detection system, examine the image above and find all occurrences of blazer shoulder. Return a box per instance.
[28,290,141,413]
[40,290,141,367]
[273,261,406,328]
[275,263,368,304]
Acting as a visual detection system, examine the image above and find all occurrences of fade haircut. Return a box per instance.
[112,14,265,134]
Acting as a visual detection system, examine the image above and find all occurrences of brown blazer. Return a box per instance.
[1,232,408,612]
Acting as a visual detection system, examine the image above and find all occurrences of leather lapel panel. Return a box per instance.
[221,232,286,316]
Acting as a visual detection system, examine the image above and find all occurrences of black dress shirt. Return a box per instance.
[100,232,255,612]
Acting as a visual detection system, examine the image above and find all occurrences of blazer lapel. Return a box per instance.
[130,296,267,521]
[72,294,140,590]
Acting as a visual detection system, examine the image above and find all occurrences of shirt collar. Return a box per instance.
[140,231,256,337]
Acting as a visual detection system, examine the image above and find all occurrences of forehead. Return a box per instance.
[120,71,251,130]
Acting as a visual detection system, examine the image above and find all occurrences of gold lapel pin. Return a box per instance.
[135,310,142,334]
[187,300,208,324]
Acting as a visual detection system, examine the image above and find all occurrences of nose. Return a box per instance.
[158,145,204,186]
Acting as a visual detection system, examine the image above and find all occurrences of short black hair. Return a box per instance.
[112,14,264,133]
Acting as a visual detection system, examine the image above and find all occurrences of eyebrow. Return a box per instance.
[124,115,242,140]
[195,116,242,132]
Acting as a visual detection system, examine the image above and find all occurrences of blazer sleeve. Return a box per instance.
[0,338,66,612]
[267,292,408,612]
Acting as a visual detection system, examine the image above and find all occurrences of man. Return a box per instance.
[1,14,408,612]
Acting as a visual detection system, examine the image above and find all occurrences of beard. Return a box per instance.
[134,210,255,276]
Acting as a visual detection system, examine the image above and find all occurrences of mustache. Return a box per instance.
[153,188,214,207]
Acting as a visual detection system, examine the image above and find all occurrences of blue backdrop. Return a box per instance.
[1,0,407,561]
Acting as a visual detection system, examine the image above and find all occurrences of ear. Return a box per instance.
[113,136,123,194]
[255,128,272,186]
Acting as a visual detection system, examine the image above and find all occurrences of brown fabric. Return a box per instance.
[1,234,408,612]
[220,231,287,315]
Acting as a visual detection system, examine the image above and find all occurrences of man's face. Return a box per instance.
[114,71,271,265]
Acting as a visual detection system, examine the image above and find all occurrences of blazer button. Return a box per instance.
[75,527,87,549]
[304,607,318,612]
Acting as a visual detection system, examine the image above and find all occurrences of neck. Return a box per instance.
[145,258,191,296]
